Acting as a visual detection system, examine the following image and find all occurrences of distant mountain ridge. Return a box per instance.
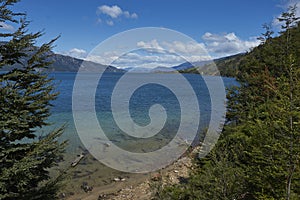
[172,60,212,71]
[124,66,176,73]
[177,53,244,76]
[48,54,124,72]
[0,40,243,76]
[151,66,176,73]
[0,45,124,73]
[121,54,244,75]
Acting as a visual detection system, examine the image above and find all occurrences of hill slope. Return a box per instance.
[0,49,124,73]
[48,54,124,72]
[178,53,244,77]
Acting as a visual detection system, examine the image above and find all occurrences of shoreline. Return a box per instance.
[63,147,198,200]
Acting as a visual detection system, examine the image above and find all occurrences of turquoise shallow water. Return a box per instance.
[39,72,236,154]
[35,72,236,196]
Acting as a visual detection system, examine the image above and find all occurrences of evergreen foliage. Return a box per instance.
[154,5,300,200]
[0,0,66,199]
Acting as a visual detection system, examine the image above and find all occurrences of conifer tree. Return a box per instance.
[219,5,300,199]
[153,5,300,200]
[0,0,66,199]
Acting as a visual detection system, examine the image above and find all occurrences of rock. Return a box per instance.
[81,182,93,193]
[174,170,179,173]
[151,173,162,181]
[114,177,121,182]
[58,193,66,198]
[98,194,107,199]
[68,192,75,196]
[113,177,126,182]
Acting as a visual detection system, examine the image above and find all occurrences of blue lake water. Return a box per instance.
[33,72,237,193]
[41,72,236,157]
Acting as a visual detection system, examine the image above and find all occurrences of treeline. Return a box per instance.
[181,16,300,78]
[180,53,244,77]
[153,5,300,200]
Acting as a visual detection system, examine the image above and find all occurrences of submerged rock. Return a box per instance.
[81,182,93,193]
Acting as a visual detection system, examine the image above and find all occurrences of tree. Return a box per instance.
[257,23,274,44]
[220,6,300,199]
[276,6,300,199]
[153,5,300,200]
[0,0,66,199]
[222,5,300,199]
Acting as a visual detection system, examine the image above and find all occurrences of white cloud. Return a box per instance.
[123,11,130,18]
[84,32,259,69]
[202,32,260,57]
[131,13,138,19]
[112,51,185,69]
[98,5,122,18]
[0,22,14,31]
[163,41,207,55]
[91,40,211,69]
[96,5,138,26]
[137,39,164,52]
[106,20,114,26]
[137,40,210,62]
[62,48,87,59]
[86,48,188,69]
[124,11,138,19]
[86,51,120,65]
[127,33,259,68]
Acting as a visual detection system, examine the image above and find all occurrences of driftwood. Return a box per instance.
[71,153,85,167]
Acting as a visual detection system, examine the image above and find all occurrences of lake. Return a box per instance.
[45,72,235,152]
[39,72,236,195]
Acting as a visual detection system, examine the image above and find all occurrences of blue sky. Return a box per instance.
[7,0,300,67]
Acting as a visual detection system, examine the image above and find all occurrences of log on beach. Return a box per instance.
[71,153,85,167]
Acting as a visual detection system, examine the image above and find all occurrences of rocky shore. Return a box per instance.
[63,149,197,200]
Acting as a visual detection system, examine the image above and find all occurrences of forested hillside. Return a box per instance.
[179,53,244,77]
[153,5,300,200]
[180,18,300,78]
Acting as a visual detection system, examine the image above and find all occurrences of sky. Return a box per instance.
[3,0,300,68]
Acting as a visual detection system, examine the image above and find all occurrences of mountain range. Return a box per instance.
[0,49,124,73]
[0,45,242,76]
[47,54,124,72]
